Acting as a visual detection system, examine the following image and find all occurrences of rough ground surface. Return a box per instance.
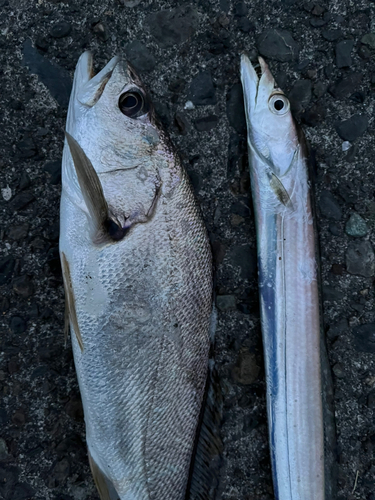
[0,0,375,499]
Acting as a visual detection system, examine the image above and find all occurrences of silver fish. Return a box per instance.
[59,52,213,500]
[240,54,333,499]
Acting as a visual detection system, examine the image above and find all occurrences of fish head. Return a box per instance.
[240,54,299,177]
[67,52,163,174]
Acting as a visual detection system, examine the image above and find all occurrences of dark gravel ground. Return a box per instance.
[1,0,375,499]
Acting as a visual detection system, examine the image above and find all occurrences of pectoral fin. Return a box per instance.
[65,132,127,243]
[269,173,293,209]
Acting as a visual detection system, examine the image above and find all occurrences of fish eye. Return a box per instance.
[118,90,149,118]
[268,94,290,116]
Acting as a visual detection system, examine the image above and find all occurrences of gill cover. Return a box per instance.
[65,132,127,243]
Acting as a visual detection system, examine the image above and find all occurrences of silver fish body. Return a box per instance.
[241,55,330,500]
[59,52,213,500]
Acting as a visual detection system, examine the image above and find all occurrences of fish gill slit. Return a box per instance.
[61,252,84,352]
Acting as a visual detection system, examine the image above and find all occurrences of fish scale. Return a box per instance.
[60,52,213,500]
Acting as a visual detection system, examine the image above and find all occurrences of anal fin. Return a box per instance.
[187,365,223,500]
[60,252,84,352]
[88,450,120,500]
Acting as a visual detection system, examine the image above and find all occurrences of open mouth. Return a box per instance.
[75,52,120,107]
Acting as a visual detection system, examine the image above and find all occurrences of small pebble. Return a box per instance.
[216,295,236,311]
[257,29,299,62]
[194,115,218,132]
[319,190,342,220]
[0,438,9,460]
[333,363,345,379]
[327,318,349,340]
[0,256,15,285]
[188,71,216,106]
[1,186,12,201]
[232,349,260,385]
[50,21,71,39]
[334,114,369,142]
[9,316,27,334]
[146,6,199,48]
[352,324,375,353]
[335,40,354,68]
[345,213,368,237]
[361,33,375,48]
[125,41,155,72]
[12,276,34,298]
[346,240,375,277]
[184,100,195,110]
[342,141,351,152]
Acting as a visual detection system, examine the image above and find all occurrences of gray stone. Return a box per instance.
[9,192,35,211]
[92,22,108,41]
[194,115,218,132]
[332,363,345,379]
[368,391,375,409]
[322,29,342,41]
[10,316,27,334]
[352,324,375,353]
[0,256,15,285]
[329,73,362,99]
[334,114,369,142]
[188,71,216,106]
[288,79,312,114]
[8,224,29,241]
[228,245,257,280]
[335,40,354,68]
[125,41,156,72]
[323,285,344,302]
[346,241,375,277]
[345,213,368,237]
[12,276,34,298]
[216,295,236,311]
[22,39,72,108]
[50,21,71,39]
[232,349,260,385]
[0,438,8,460]
[226,83,246,134]
[327,318,349,340]
[147,6,199,48]
[257,29,299,62]
[44,160,61,185]
[319,190,342,220]
[119,0,141,5]
[361,33,375,48]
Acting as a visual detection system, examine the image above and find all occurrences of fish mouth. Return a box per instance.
[240,53,276,108]
[74,52,121,107]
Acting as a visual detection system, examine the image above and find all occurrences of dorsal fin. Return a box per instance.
[65,132,127,243]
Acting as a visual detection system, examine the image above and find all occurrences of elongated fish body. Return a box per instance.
[59,52,213,500]
[241,55,329,499]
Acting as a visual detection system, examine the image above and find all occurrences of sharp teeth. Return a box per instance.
[254,63,262,79]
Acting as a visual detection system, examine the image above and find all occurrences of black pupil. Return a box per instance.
[274,99,284,111]
[119,92,144,117]
[123,95,138,109]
